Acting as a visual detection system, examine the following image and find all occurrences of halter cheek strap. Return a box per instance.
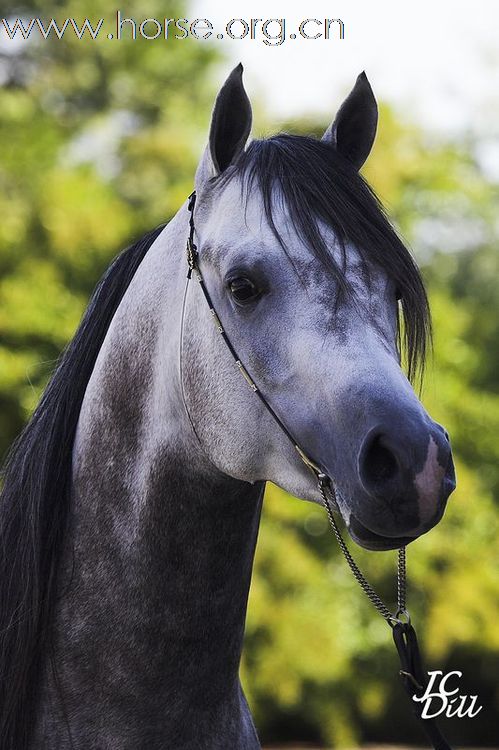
[184,189,452,750]
[186,192,333,497]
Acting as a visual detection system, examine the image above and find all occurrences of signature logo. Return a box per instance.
[413,670,482,719]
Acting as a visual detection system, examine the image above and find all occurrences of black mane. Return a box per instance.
[0,225,164,750]
[221,134,430,383]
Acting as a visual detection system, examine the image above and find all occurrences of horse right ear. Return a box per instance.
[322,72,378,171]
[195,64,252,187]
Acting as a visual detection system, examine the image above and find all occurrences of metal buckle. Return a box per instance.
[295,445,322,476]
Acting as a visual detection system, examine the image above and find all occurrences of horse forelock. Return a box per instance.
[216,134,431,384]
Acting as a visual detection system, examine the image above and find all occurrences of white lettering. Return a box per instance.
[413,670,482,720]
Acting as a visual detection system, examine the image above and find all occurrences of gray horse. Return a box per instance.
[0,65,455,749]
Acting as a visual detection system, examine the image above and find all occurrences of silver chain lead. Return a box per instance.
[318,477,408,627]
[397,545,407,614]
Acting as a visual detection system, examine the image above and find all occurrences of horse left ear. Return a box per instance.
[322,72,378,171]
[195,63,252,187]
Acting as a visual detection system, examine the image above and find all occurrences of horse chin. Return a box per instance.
[346,512,419,551]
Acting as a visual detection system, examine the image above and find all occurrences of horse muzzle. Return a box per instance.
[339,421,456,551]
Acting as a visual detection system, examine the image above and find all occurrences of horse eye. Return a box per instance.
[228,277,260,304]
[395,287,402,301]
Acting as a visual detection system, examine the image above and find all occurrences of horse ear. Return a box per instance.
[196,63,252,186]
[322,72,378,171]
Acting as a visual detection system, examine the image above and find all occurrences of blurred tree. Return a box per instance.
[0,0,217,453]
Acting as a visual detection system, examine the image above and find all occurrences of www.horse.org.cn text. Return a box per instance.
[0,14,346,45]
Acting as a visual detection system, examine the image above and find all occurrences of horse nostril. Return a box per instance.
[361,434,399,489]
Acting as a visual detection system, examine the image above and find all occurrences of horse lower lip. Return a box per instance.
[348,513,417,551]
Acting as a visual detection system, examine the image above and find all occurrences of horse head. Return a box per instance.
[181,65,456,551]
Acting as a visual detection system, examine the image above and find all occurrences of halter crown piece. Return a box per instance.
[185,190,452,750]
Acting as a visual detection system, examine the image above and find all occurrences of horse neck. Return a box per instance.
[41,207,263,745]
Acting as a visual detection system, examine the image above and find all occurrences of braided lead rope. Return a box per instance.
[318,476,407,626]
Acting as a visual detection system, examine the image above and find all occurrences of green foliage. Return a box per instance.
[1,9,498,746]
[0,0,217,453]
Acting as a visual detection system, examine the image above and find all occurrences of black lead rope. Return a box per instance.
[185,190,452,750]
[392,624,452,750]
